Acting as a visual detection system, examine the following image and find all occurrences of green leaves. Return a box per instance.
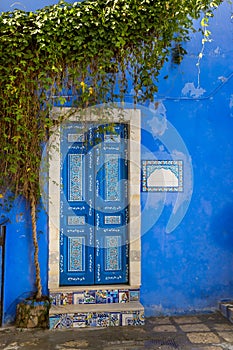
[0,0,223,204]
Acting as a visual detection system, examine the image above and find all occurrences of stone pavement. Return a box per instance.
[0,312,233,350]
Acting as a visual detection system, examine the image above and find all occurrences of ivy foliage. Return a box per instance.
[0,0,222,203]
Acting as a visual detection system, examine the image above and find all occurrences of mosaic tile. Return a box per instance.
[68,154,83,201]
[86,312,97,326]
[133,311,145,326]
[122,313,134,326]
[142,160,183,192]
[49,315,61,329]
[51,314,73,329]
[96,290,107,303]
[104,134,120,143]
[83,290,96,304]
[97,313,110,327]
[73,313,87,328]
[68,133,84,143]
[62,314,74,328]
[60,293,73,305]
[105,236,121,271]
[73,292,85,304]
[68,237,85,272]
[105,154,119,201]
[129,290,140,302]
[107,290,119,303]
[110,313,121,326]
[50,293,61,305]
[104,215,121,225]
[119,290,129,303]
[68,215,85,226]
[121,311,145,326]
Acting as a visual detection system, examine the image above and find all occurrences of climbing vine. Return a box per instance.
[0,0,222,299]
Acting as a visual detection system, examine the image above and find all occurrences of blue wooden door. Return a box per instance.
[60,123,129,285]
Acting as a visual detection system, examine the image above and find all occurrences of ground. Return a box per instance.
[0,312,233,350]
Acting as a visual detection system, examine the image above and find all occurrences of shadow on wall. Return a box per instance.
[210,203,233,251]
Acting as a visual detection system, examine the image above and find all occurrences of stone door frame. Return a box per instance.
[48,106,141,292]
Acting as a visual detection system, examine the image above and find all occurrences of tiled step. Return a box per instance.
[49,301,145,329]
[219,300,233,322]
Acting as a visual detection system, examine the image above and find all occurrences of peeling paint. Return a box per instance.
[218,76,228,83]
[147,101,167,136]
[182,82,206,98]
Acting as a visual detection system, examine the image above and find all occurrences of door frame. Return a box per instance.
[48,106,141,292]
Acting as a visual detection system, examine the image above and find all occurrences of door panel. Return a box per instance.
[95,124,129,284]
[60,124,94,285]
[60,123,128,286]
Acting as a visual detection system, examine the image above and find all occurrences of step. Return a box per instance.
[49,302,144,329]
[219,300,233,322]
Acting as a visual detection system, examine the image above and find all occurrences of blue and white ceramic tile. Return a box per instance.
[50,293,61,305]
[60,293,73,305]
[97,313,110,327]
[133,311,145,326]
[107,290,119,303]
[110,313,121,326]
[119,290,129,303]
[73,313,87,328]
[51,314,73,329]
[49,315,61,329]
[129,290,140,302]
[142,160,183,192]
[86,312,97,327]
[96,290,107,303]
[121,313,134,326]
[84,290,96,304]
[73,292,85,304]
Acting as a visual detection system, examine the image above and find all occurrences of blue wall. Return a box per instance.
[0,197,48,324]
[1,0,233,323]
[140,1,233,315]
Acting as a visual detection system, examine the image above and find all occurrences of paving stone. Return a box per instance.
[0,313,233,350]
[2,343,20,350]
[173,316,201,324]
[179,323,211,332]
[149,317,172,325]
[152,325,177,332]
[57,340,89,348]
[215,343,233,350]
[217,331,233,342]
[186,332,220,344]
[190,347,223,350]
[213,323,233,331]
[103,340,145,350]
[203,347,224,350]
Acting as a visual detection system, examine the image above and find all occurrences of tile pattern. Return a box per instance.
[68,237,84,272]
[68,133,84,143]
[105,154,119,201]
[50,310,144,329]
[104,134,120,143]
[68,154,83,201]
[104,215,121,225]
[142,160,183,192]
[105,236,121,271]
[68,215,85,225]
[49,288,142,329]
[50,288,139,306]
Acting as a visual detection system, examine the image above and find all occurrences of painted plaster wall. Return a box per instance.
[0,0,233,323]
[140,1,233,315]
[0,198,48,324]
